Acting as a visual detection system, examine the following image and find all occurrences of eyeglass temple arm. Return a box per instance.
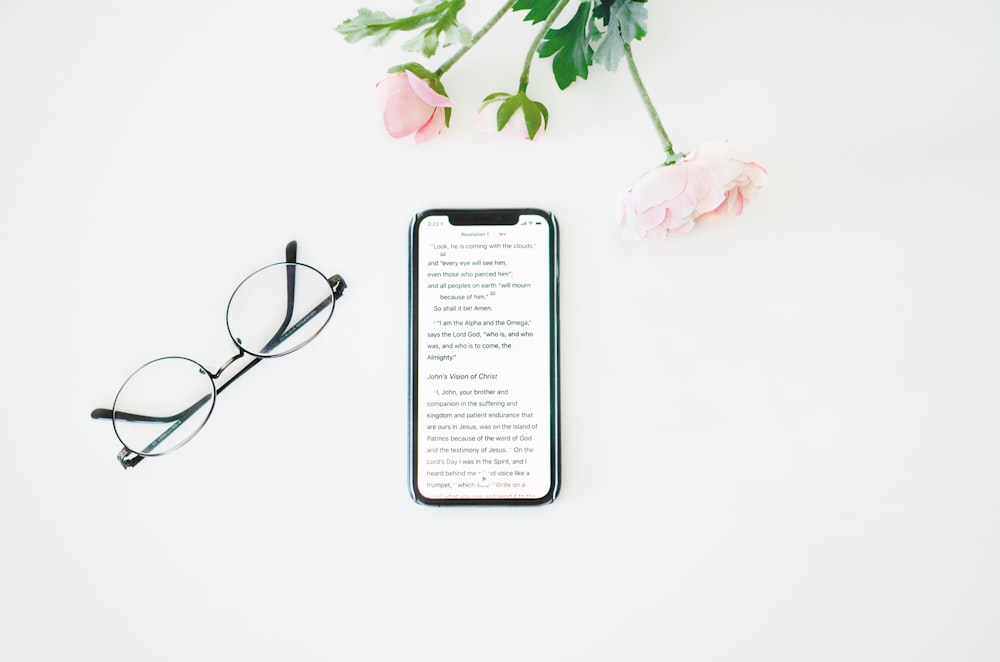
[91,356,266,468]
[91,392,217,467]
[256,241,299,355]
[259,243,348,354]
[89,353,266,424]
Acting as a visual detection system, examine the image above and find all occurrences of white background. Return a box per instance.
[1,1,998,660]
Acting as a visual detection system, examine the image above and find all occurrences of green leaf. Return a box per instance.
[482,91,512,104]
[402,28,440,58]
[521,99,544,140]
[512,0,564,24]
[401,0,471,58]
[336,1,469,58]
[535,99,550,128]
[483,92,549,139]
[593,0,643,24]
[592,0,648,72]
[496,95,522,132]
[387,61,436,80]
[537,2,596,90]
[336,9,397,46]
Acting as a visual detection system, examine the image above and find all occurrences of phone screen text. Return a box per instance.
[414,213,554,501]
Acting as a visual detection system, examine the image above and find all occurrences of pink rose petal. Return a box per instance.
[630,165,690,213]
[406,71,452,108]
[414,107,446,144]
[374,71,452,143]
[617,142,767,241]
[382,88,434,138]
[375,73,413,104]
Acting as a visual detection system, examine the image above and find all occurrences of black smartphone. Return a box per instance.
[409,208,560,505]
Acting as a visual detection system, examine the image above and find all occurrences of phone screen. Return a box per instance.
[409,209,559,505]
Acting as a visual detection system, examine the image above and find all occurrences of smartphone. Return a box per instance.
[409,208,560,505]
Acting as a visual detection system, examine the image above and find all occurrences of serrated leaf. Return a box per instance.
[402,29,439,58]
[512,0,564,24]
[442,21,472,48]
[402,1,471,57]
[537,2,595,90]
[336,9,396,45]
[592,0,647,72]
[337,0,469,57]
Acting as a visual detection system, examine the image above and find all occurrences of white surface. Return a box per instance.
[2,1,999,659]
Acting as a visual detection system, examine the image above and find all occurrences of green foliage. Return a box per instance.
[340,0,658,136]
[537,2,597,90]
[336,0,471,58]
[520,97,549,138]
[593,0,647,72]
[535,0,646,89]
[482,92,549,140]
[512,0,564,25]
[337,9,398,46]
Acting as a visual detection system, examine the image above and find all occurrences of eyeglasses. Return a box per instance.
[91,241,346,469]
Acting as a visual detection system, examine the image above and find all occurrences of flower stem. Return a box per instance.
[518,0,573,92]
[624,43,676,160]
[436,0,517,76]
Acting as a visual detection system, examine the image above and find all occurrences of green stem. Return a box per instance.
[518,0,573,93]
[436,0,517,76]
[624,43,676,160]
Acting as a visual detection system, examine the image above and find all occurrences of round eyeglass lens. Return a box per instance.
[227,262,335,358]
[112,356,216,456]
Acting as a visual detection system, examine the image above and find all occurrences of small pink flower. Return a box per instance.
[375,71,453,144]
[475,97,546,141]
[617,142,768,241]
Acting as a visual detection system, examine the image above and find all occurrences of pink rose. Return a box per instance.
[687,142,768,221]
[616,142,768,241]
[375,71,453,144]
[615,160,718,240]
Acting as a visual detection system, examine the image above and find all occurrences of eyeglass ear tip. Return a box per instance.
[91,408,113,420]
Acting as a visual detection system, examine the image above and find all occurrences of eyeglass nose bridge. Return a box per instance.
[207,348,247,380]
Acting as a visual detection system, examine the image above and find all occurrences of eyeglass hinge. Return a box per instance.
[328,274,347,299]
[117,448,144,470]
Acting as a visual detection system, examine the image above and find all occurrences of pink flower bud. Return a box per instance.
[476,97,546,141]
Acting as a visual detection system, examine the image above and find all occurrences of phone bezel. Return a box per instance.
[408,208,560,506]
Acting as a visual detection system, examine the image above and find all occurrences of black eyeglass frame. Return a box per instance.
[91,240,346,469]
